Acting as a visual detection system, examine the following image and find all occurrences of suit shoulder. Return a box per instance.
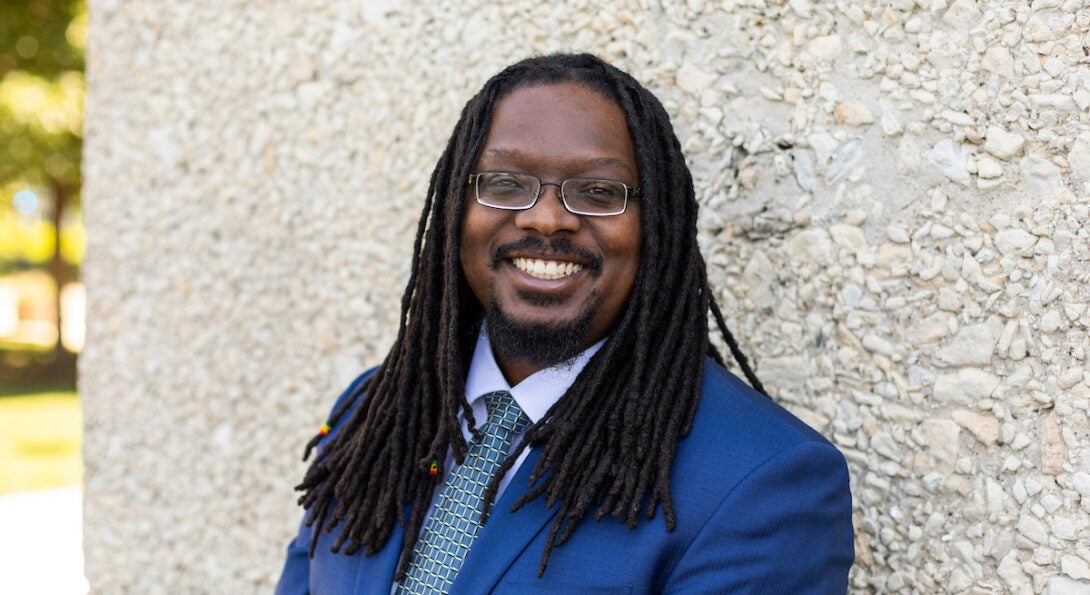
[327,366,380,415]
[688,358,840,461]
[312,366,380,449]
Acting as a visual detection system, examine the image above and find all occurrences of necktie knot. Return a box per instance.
[482,390,529,436]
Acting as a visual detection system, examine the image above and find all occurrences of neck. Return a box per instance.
[494,355,546,386]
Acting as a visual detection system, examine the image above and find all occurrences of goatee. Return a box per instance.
[485,298,593,369]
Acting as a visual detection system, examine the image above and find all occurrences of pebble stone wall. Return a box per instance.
[80,0,1090,592]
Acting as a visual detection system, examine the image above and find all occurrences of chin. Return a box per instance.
[486,299,594,367]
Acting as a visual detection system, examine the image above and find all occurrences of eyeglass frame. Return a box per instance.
[467,171,641,217]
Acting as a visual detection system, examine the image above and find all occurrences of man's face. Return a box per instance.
[460,82,642,371]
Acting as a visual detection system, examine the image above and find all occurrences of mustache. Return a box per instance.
[491,236,602,271]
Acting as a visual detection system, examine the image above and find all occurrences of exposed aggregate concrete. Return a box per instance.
[81,0,1090,592]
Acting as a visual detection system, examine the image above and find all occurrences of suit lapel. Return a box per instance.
[351,510,408,595]
[449,447,558,594]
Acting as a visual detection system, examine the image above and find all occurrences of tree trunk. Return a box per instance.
[47,179,77,384]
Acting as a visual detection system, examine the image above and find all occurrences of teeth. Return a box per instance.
[513,258,583,280]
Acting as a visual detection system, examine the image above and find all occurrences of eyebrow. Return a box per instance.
[479,148,637,178]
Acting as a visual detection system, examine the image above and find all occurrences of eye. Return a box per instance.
[583,183,619,196]
[567,179,625,206]
[484,173,529,192]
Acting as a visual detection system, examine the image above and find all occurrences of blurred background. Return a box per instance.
[1,0,89,592]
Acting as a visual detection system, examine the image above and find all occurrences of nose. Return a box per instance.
[514,183,581,235]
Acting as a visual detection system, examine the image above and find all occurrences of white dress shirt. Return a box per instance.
[449,326,604,500]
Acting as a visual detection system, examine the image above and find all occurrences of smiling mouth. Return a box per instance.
[512,257,584,280]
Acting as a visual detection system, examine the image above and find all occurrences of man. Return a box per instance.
[277,53,854,594]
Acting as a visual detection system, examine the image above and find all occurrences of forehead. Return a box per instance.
[477,83,638,180]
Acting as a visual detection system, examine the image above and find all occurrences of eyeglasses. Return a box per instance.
[468,171,640,217]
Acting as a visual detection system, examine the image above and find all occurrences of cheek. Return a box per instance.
[598,225,642,295]
[615,221,643,299]
[608,219,642,272]
[459,203,485,254]
[459,206,501,300]
[615,252,640,300]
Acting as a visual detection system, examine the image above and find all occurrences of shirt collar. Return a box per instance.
[464,324,604,425]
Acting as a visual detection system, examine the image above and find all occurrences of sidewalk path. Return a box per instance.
[0,486,89,594]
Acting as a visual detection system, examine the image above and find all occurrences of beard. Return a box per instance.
[485,295,594,370]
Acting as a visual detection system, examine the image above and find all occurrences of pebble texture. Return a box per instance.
[81,0,1090,592]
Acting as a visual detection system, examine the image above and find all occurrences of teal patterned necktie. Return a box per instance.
[396,391,529,595]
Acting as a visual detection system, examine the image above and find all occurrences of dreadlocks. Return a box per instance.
[294,53,765,578]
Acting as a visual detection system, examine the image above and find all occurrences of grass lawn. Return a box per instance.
[0,385,82,494]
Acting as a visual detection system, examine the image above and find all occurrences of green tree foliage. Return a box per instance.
[1,0,85,380]
[1,0,85,195]
[0,0,83,78]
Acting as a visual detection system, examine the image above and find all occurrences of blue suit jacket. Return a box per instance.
[277,360,854,594]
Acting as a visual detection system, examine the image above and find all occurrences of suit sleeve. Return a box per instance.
[274,369,378,595]
[665,440,854,594]
[275,519,314,595]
